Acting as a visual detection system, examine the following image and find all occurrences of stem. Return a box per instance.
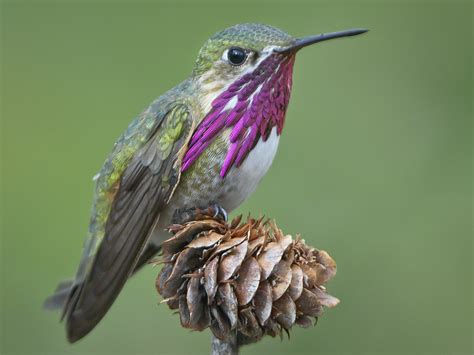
[211,332,239,355]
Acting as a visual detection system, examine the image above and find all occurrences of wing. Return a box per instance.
[64,103,193,342]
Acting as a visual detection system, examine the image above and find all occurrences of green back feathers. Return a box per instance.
[87,85,194,246]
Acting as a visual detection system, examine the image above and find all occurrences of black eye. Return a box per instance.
[227,47,247,66]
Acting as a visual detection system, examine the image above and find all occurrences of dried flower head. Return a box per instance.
[156,214,339,343]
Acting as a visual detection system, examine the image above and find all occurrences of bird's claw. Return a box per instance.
[172,204,228,224]
[172,207,198,224]
[211,203,228,222]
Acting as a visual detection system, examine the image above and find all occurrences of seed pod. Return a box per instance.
[156,214,339,342]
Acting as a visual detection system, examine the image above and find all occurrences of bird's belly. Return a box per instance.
[150,128,280,245]
[213,128,280,211]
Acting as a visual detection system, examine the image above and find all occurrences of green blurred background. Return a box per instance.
[1,1,472,354]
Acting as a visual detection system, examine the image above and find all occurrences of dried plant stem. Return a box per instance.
[211,333,239,355]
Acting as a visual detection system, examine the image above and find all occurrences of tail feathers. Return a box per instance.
[43,246,161,342]
[43,279,83,325]
[43,280,74,310]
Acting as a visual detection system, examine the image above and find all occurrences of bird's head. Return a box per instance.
[192,23,366,96]
[192,23,294,79]
[184,23,367,177]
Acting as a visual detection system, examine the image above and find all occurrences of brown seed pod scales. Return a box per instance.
[156,213,339,342]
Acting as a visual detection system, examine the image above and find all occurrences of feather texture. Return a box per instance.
[183,53,295,178]
[64,104,193,342]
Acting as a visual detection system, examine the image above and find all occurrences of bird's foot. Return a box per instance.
[172,204,228,224]
[171,207,199,224]
[209,203,228,222]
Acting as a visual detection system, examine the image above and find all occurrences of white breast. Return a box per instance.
[219,127,280,211]
[149,128,280,246]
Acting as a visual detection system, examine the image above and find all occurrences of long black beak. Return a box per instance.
[275,28,368,53]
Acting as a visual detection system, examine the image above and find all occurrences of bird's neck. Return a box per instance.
[183,53,295,177]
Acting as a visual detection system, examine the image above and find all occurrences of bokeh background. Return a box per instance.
[1,1,472,354]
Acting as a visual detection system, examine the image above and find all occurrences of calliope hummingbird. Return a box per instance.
[44,23,367,342]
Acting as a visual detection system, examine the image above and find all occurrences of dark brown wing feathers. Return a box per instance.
[65,105,192,342]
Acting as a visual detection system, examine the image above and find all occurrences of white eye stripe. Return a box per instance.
[221,50,229,62]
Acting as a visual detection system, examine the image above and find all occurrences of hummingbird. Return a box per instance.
[44,23,367,343]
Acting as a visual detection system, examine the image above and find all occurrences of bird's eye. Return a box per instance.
[226,47,247,66]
